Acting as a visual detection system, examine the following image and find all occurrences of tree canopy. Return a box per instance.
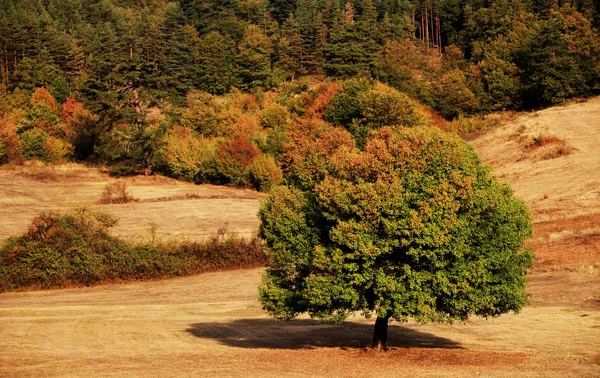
[258,126,533,350]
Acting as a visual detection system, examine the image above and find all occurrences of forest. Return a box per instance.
[0,0,599,187]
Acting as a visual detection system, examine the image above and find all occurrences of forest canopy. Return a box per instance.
[0,0,599,180]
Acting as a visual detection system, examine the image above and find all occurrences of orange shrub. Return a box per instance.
[218,136,260,167]
[0,115,21,162]
[61,97,83,123]
[30,88,58,113]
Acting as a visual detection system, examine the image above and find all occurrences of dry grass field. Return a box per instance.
[0,98,599,377]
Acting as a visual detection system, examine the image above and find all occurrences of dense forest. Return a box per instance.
[0,0,599,186]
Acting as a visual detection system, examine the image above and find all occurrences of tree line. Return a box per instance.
[0,0,599,174]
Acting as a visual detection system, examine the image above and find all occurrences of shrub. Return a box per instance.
[323,78,373,128]
[181,91,235,137]
[261,103,290,130]
[61,97,83,123]
[430,69,479,119]
[67,105,101,160]
[157,126,220,182]
[0,208,267,292]
[43,136,69,163]
[203,136,260,187]
[99,181,138,204]
[17,104,64,137]
[249,154,284,192]
[324,80,429,146]
[0,115,21,163]
[20,128,49,161]
[525,134,574,159]
[30,87,58,113]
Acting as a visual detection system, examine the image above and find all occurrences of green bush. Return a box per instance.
[324,80,430,146]
[0,208,267,292]
[20,128,49,161]
[249,154,284,192]
[323,78,373,128]
[430,69,479,119]
[156,126,221,182]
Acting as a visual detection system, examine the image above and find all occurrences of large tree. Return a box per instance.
[258,126,533,350]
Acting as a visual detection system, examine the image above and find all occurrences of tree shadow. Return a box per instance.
[186,318,462,350]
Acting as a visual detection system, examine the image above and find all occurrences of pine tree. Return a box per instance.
[279,13,303,79]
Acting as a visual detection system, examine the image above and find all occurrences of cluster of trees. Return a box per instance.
[0,0,599,175]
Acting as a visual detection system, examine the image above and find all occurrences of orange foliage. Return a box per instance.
[0,115,21,161]
[423,108,451,132]
[243,94,258,111]
[528,135,565,149]
[304,82,341,118]
[61,97,83,123]
[218,136,260,167]
[30,88,58,113]
[233,114,261,138]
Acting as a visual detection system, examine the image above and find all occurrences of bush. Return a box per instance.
[43,136,69,163]
[157,126,220,182]
[324,80,429,146]
[430,69,479,119]
[249,154,284,192]
[20,128,49,161]
[99,181,138,204]
[0,115,21,163]
[0,208,267,292]
[201,136,260,187]
[323,78,373,128]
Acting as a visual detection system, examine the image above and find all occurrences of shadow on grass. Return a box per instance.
[186,318,462,350]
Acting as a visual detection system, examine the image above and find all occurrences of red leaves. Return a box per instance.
[61,97,83,123]
[218,136,259,167]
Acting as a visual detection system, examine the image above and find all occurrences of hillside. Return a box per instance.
[0,99,599,377]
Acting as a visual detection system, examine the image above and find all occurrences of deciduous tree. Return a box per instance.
[259,126,533,350]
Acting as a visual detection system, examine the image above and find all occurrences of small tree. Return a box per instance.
[259,126,533,350]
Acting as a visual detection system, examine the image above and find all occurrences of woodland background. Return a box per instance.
[1,0,599,188]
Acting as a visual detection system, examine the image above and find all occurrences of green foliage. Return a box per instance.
[324,78,373,127]
[430,69,480,119]
[517,5,600,107]
[324,22,380,77]
[249,154,284,192]
[259,126,533,325]
[17,104,63,137]
[20,128,49,161]
[181,91,235,137]
[0,208,267,292]
[324,79,429,145]
[156,126,220,182]
[0,142,7,165]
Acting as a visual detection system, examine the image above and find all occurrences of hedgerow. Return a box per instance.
[0,208,266,292]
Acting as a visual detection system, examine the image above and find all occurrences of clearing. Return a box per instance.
[0,98,599,377]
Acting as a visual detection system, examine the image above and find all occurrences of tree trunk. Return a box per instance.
[372,316,390,351]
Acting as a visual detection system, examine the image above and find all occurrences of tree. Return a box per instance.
[259,126,533,350]
[236,24,274,90]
